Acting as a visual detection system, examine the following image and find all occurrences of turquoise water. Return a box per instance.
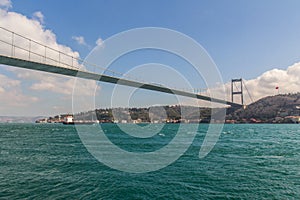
[0,123,299,199]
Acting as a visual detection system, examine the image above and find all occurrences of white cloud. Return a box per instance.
[243,63,300,102]
[0,74,39,108]
[32,11,44,24]
[10,67,98,97]
[96,37,103,46]
[0,6,98,115]
[29,73,98,96]
[206,62,300,106]
[72,35,87,46]
[0,7,80,70]
[0,73,20,87]
[0,8,80,66]
[0,0,11,10]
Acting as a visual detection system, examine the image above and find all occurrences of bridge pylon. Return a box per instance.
[231,78,244,105]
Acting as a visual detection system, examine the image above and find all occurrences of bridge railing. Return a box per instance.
[0,27,148,82]
[0,26,211,96]
[0,26,84,70]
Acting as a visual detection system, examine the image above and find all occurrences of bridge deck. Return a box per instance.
[0,55,242,108]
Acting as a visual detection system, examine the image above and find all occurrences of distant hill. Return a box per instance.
[37,106,215,124]
[227,93,300,123]
[0,116,46,123]
[34,93,300,124]
[74,105,211,123]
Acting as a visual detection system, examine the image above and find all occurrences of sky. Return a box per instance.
[0,0,300,116]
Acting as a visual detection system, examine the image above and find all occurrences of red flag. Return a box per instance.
[275,86,279,89]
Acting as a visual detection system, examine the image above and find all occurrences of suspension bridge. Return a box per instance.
[0,27,243,108]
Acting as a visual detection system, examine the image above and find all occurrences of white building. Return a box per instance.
[64,115,74,123]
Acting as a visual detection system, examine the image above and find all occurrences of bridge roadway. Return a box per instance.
[0,55,242,108]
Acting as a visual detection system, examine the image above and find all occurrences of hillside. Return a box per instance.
[227,93,300,123]
[37,106,215,124]
[72,106,213,123]
[36,93,300,124]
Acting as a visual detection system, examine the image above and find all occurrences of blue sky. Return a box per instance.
[11,0,300,80]
[1,0,300,116]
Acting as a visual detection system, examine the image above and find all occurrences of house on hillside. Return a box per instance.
[285,116,300,123]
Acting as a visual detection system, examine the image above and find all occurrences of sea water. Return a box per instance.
[0,123,299,199]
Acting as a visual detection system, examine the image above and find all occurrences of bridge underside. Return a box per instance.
[0,55,242,108]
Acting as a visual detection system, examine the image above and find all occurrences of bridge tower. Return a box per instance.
[231,78,244,105]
